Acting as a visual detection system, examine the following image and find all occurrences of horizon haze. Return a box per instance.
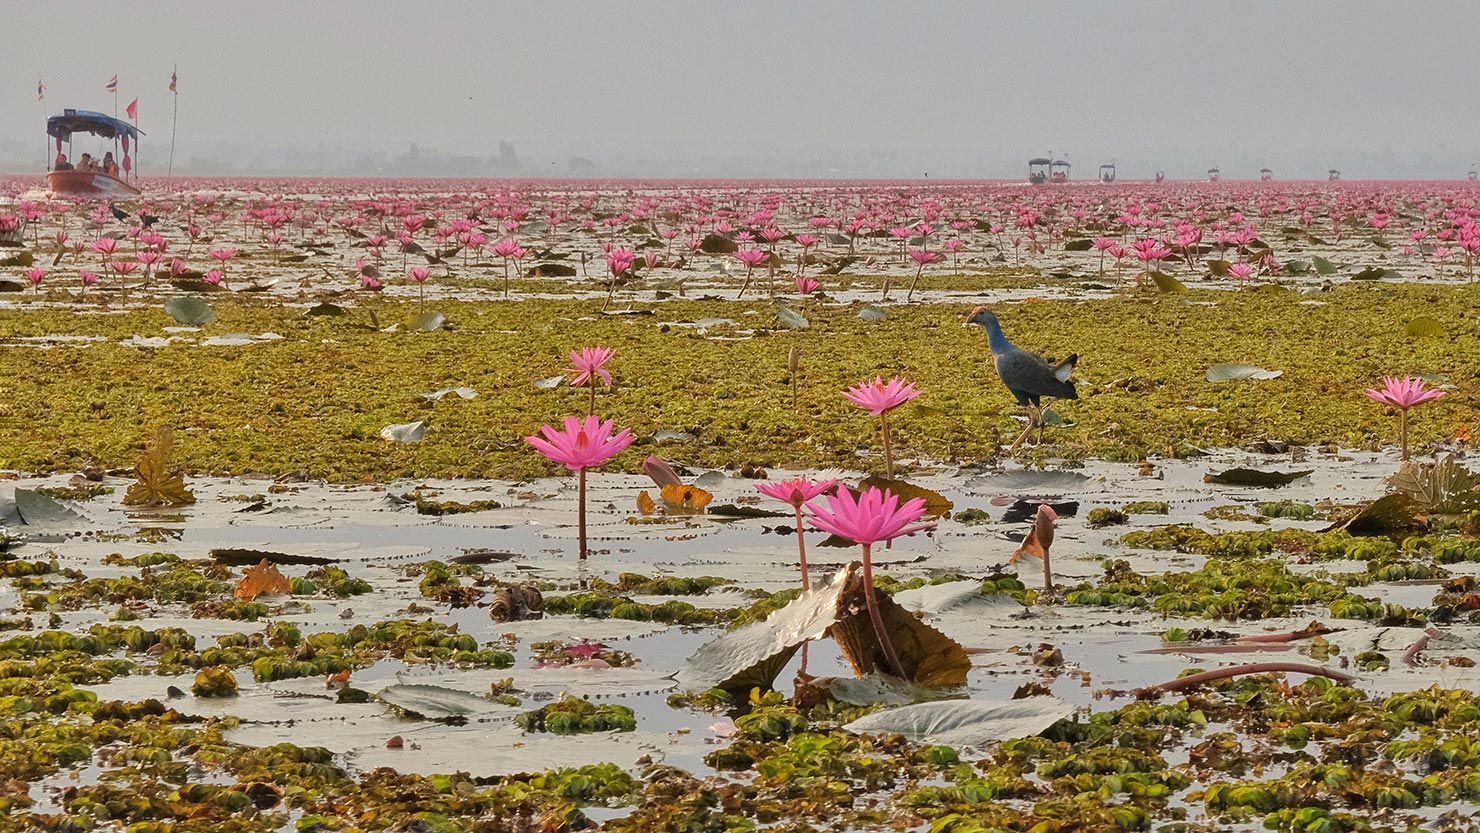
[5,0,1477,180]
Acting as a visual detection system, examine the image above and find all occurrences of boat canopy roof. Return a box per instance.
[47,109,142,142]
[1051,160,1070,167]
[1028,157,1052,166]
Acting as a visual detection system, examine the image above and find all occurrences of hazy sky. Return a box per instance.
[6,1,1478,178]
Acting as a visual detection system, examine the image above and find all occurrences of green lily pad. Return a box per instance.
[164,297,215,326]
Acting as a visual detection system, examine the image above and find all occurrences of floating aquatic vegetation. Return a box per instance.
[516,696,636,735]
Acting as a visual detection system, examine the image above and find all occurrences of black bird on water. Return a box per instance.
[965,306,1078,450]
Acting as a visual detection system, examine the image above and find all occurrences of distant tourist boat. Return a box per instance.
[46,109,142,198]
[1098,163,1116,183]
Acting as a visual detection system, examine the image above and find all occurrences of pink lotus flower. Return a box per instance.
[756,478,840,509]
[904,249,944,301]
[758,477,840,591]
[526,415,636,561]
[1132,238,1172,262]
[606,248,636,276]
[805,485,935,546]
[734,249,770,267]
[24,268,44,288]
[844,376,920,480]
[203,269,225,285]
[794,275,820,294]
[805,485,936,677]
[1366,376,1446,461]
[408,267,431,283]
[79,270,99,288]
[525,415,634,472]
[734,249,771,298]
[208,248,237,261]
[795,233,821,248]
[110,260,139,276]
[1229,263,1255,283]
[568,346,615,388]
[1366,377,1445,410]
[843,376,921,416]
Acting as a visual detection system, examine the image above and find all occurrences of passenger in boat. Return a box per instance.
[78,153,94,172]
[102,153,118,177]
[54,153,73,171]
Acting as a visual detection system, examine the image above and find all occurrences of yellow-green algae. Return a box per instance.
[0,280,1472,480]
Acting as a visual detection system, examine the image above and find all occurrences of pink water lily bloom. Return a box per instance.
[526,414,635,562]
[1365,376,1446,462]
[568,347,615,387]
[24,268,44,287]
[843,376,921,416]
[407,267,432,283]
[756,478,839,509]
[91,238,119,256]
[805,486,936,546]
[806,485,936,677]
[734,249,771,267]
[208,248,237,261]
[759,477,841,590]
[525,414,634,471]
[1365,376,1445,410]
[794,275,820,294]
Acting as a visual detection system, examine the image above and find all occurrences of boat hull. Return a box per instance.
[47,170,141,198]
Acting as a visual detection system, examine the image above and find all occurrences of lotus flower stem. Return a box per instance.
[793,506,811,591]
[1400,408,1409,462]
[1141,662,1354,696]
[860,544,906,678]
[588,384,597,417]
[578,467,588,561]
[879,410,894,480]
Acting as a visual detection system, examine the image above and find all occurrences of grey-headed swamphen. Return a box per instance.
[966,306,1078,449]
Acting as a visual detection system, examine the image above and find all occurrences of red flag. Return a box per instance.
[126,99,138,120]
[169,69,177,93]
[37,80,45,101]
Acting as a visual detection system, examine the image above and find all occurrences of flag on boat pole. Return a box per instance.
[126,99,138,120]
[168,66,179,189]
[39,80,47,171]
[106,75,118,93]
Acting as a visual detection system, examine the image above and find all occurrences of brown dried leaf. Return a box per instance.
[636,490,656,515]
[661,483,712,513]
[121,427,197,507]
[235,558,291,600]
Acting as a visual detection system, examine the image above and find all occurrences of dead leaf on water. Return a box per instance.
[235,558,291,600]
[660,483,713,513]
[122,427,197,507]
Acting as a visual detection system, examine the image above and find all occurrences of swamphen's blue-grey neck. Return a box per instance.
[973,310,1012,354]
